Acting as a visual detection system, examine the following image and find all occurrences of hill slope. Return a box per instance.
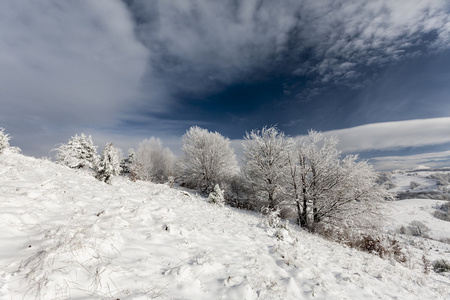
[0,150,449,299]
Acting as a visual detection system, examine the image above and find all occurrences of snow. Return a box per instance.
[390,172,437,193]
[1,150,449,299]
[385,199,450,241]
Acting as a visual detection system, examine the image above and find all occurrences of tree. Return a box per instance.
[285,130,389,232]
[0,127,10,154]
[120,148,135,177]
[96,142,122,184]
[134,137,175,183]
[178,126,239,193]
[242,126,293,209]
[208,184,225,206]
[56,133,98,169]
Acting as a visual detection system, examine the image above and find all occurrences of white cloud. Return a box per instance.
[295,0,450,86]
[129,0,450,93]
[370,151,450,171]
[0,0,148,134]
[130,0,300,95]
[323,118,450,153]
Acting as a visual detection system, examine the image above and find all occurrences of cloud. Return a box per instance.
[293,0,450,86]
[2,0,450,158]
[128,0,301,96]
[0,0,148,140]
[127,0,450,96]
[323,117,450,153]
[370,151,450,171]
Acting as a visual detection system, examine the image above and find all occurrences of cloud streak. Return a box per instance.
[323,118,450,153]
[370,151,450,171]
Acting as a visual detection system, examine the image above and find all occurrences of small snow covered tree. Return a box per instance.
[179,126,239,193]
[96,142,122,183]
[242,126,293,209]
[134,138,175,182]
[120,148,135,176]
[208,184,225,206]
[0,127,11,154]
[56,133,98,169]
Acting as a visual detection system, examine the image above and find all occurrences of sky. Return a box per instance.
[1,0,450,171]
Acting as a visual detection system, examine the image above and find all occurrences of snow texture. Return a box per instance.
[0,149,449,299]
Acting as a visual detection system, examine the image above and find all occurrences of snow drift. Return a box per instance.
[0,150,449,299]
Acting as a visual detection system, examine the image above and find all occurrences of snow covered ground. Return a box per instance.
[1,150,449,299]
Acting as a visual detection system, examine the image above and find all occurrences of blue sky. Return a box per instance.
[1,0,450,170]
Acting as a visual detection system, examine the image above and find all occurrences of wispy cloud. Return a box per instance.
[370,151,450,171]
[323,118,450,153]
[128,0,301,96]
[128,0,450,95]
[293,0,450,87]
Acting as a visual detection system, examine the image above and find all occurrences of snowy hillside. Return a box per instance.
[1,151,450,299]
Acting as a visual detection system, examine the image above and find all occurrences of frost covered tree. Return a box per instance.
[208,184,225,206]
[56,134,98,169]
[96,143,122,184]
[134,138,175,182]
[285,131,390,232]
[120,148,135,177]
[179,126,239,193]
[242,126,293,209]
[0,127,10,154]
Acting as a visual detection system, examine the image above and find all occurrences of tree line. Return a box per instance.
[51,126,390,233]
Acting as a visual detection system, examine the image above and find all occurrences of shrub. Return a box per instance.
[95,143,121,184]
[377,172,396,189]
[396,191,450,200]
[134,138,175,183]
[0,127,10,154]
[318,225,407,263]
[208,184,225,206]
[432,202,450,222]
[223,174,257,210]
[422,255,431,274]
[433,259,450,273]
[260,207,286,229]
[410,181,421,189]
[407,221,430,237]
[427,173,450,186]
[260,207,290,241]
[56,133,98,169]
[433,210,450,222]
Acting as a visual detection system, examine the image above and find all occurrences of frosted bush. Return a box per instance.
[433,259,450,273]
[56,133,98,169]
[96,143,122,184]
[134,138,175,183]
[208,184,225,206]
[0,127,10,154]
[410,181,421,189]
[260,207,287,229]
